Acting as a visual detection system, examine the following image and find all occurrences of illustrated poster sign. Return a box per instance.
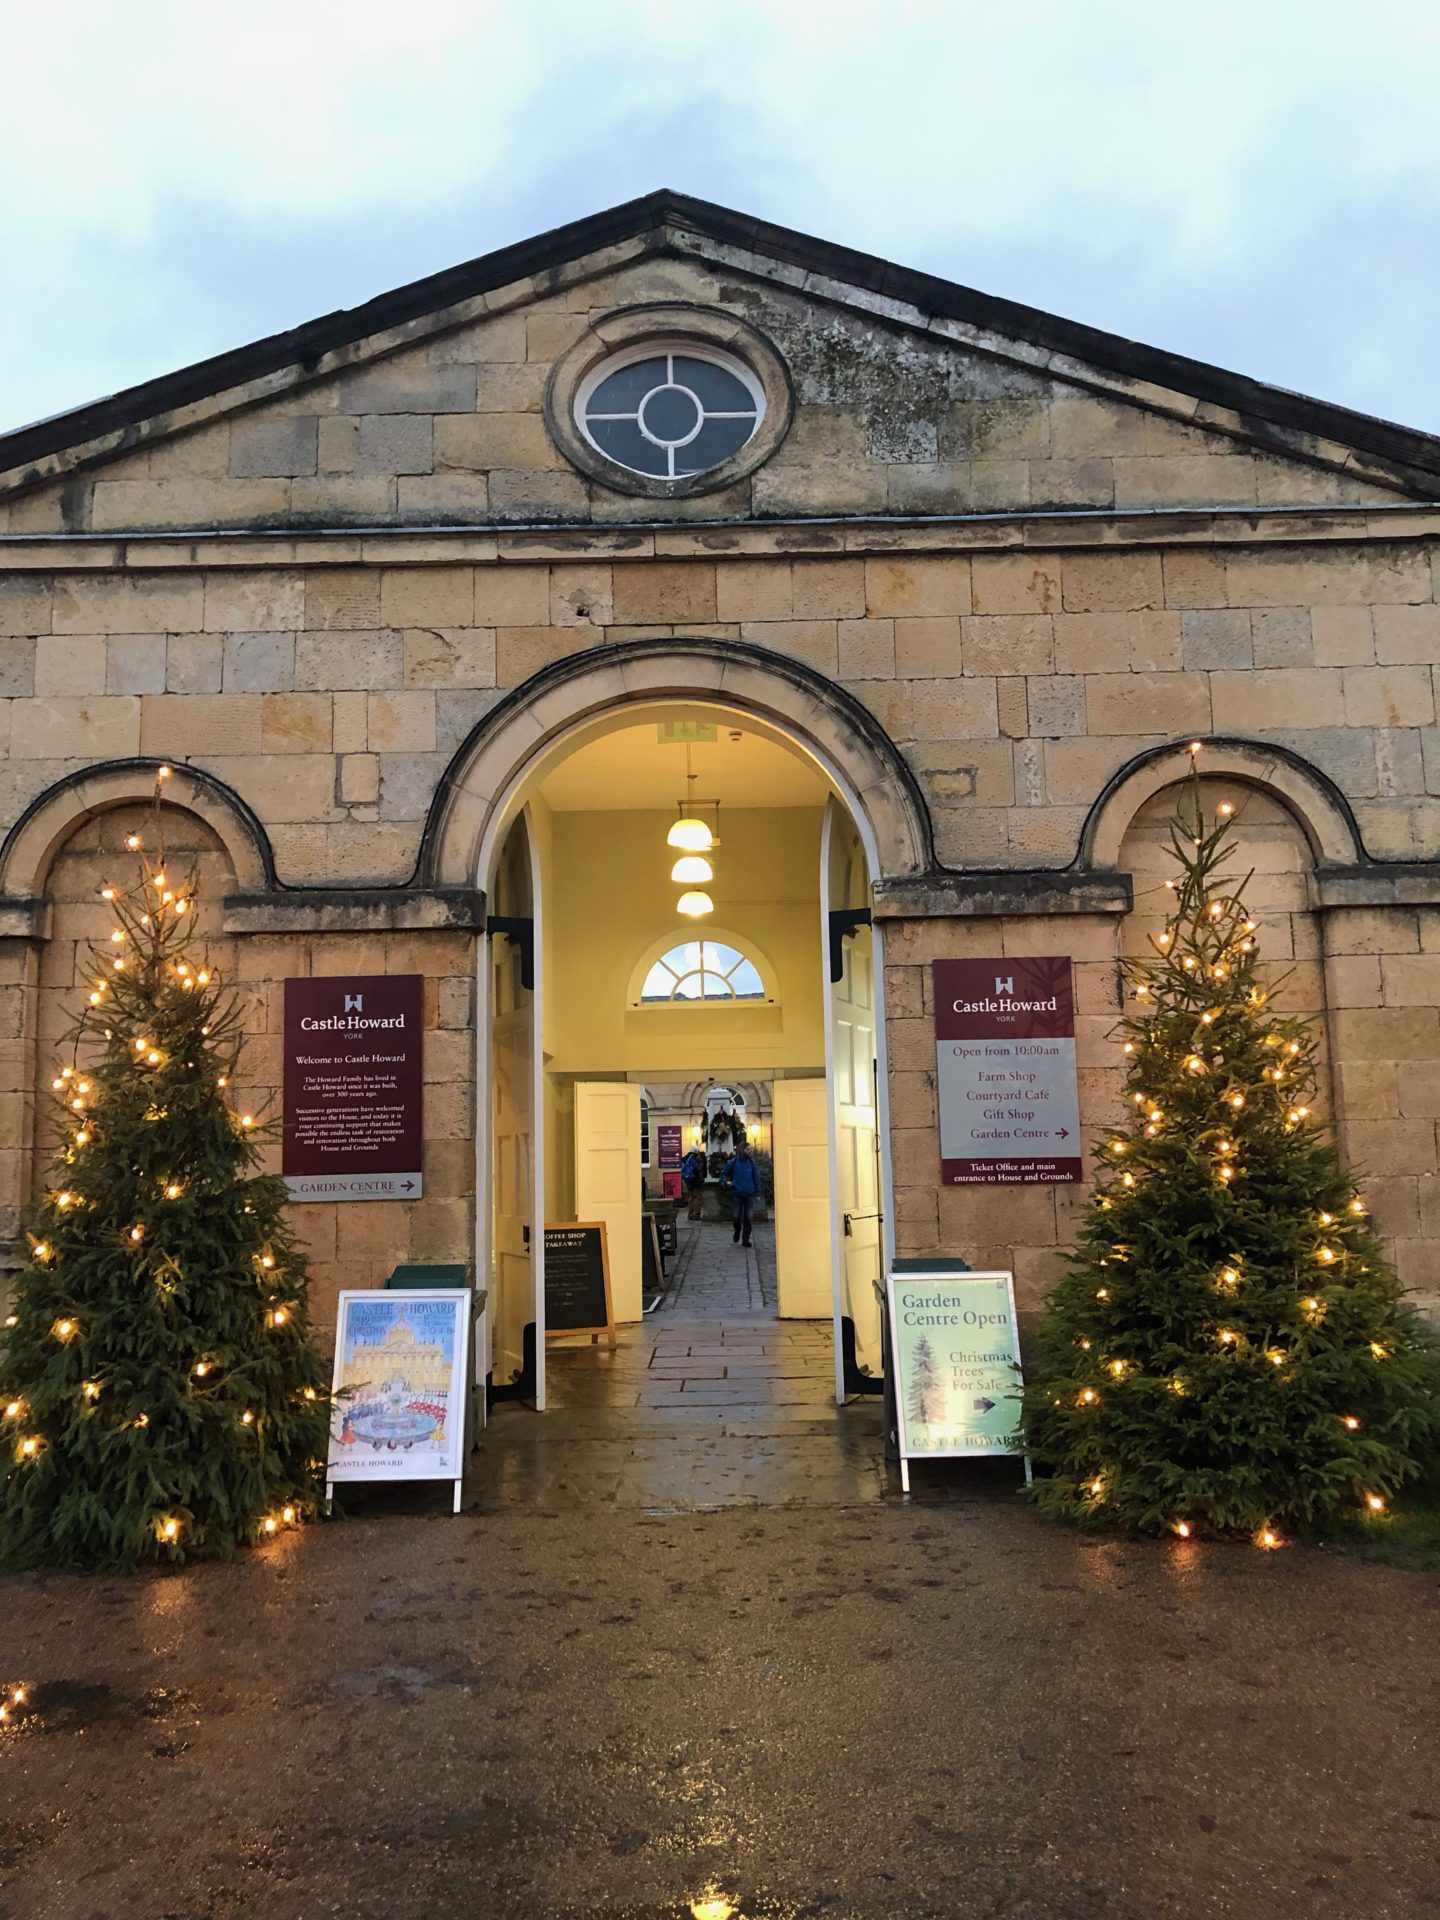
[886,1271,1025,1491]
[934,956,1081,1185]
[283,974,423,1201]
[657,1124,684,1169]
[326,1290,470,1492]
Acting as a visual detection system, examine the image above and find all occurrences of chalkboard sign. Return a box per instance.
[641,1213,666,1307]
[543,1222,615,1345]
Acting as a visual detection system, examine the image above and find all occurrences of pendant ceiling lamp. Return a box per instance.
[676,890,714,918]
[666,753,716,853]
[670,853,714,885]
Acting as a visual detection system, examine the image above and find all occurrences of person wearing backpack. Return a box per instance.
[680,1143,708,1221]
[722,1141,763,1248]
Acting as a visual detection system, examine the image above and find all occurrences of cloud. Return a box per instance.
[3,0,1439,434]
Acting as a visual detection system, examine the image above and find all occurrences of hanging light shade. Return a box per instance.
[676,890,714,918]
[670,853,714,885]
[667,816,714,853]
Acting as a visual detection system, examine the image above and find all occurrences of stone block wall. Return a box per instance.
[1,531,1437,889]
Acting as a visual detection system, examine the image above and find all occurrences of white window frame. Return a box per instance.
[627,929,778,1009]
[574,339,766,482]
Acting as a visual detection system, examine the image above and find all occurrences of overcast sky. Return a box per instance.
[4,0,1438,440]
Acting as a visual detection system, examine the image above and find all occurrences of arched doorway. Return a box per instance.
[450,647,912,1416]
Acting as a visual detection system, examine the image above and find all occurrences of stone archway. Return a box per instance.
[418,636,934,892]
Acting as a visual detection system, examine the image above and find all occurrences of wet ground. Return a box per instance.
[3,1226,1439,1919]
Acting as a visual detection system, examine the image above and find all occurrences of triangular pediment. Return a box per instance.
[2,191,1436,533]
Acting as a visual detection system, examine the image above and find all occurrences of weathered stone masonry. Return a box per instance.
[2,192,1437,1335]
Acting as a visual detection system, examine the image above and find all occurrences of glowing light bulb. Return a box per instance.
[1182,956,1196,970]
[241,1410,255,1425]
[1219,802,1235,818]
[1365,1493,1386,1513]
[1229,1093,1245,1109]
[263,1516,278,1535]
[135,1412,149,1428]
[1108,1359,1126,1377]
[1121,1172,1135,1188]
[1370,1341,1388,1360]
[1078,1389,1098,1406]
[1185,1055,1205,1073]
[1218,1329,1238,1346]
[82,1380,100,1400]
[126,833,141,850]
[1173,1520,1192,1538]
[1210,903,1224,918]
[303,1387,317,1401]
[260,1254,275,1269]
[20,1437,39,1458]
[1349,1198,1366,1214]
[165,1183,181,1199]
[1095,1287,1110,1301]
[147,1051,161,1066]
[241,1114,255,1129]
[161,1518,179,1540]
[1343,1415,1361,1431]
[271,1308,288,1327]
[282,1505,296,1524]
[1168,1377,1186,1395]
[101,887,115,900]
[1267,1349,1286,1367]
[3,1398,22,1418]
[1188,741,1203,755]
[1087,1478,1104,1496]
[1158,932,1172,947]
[1218,1267,1239,1289]
[54,1318,76,1340]
[1217,1165,1234,1183]
[1200,1010,1213,1023]
[1318,1211,1334,1227]
[129,1225,144,1243]
[1123,1042,1135,1055]
[1110,1141,1126,1154]
[193,1361,209,1378]
[667,816,713,853]
[33,1242,50,1262]
[1256,1529,1279,1549]
[669,853,714,885]
[1316,1246,1336,1265]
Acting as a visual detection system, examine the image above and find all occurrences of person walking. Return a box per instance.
[723,1140,763,1248]
[681,1143,708,1222]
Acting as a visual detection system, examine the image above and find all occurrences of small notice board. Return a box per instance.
[543,1222,616,1346]
[885,1270,1028,1494]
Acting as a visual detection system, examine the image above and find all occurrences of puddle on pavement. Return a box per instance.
[1,1678,194,1737]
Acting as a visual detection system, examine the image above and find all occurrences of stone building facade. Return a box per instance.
[1,192,1437,1340]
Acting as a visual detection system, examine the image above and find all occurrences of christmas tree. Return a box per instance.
[0,771,331,1570]
[908,1334,940,1429]
[1023,749,1439,1544]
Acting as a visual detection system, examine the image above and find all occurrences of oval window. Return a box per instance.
[576,345,764,483]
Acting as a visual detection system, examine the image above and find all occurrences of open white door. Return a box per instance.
[822,800,885,1401]
[487,814,545,1406]
[573,1082,643,1321]
[773,1078,833,1319]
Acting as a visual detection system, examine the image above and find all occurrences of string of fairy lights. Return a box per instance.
[1058,740,1392,1547]
[2,765,314,1549]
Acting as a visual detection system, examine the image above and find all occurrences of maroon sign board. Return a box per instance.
[657,1124,684,1169]
[283,975,424,1201]
[934,957,1081,1186]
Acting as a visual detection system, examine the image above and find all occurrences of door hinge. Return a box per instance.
[828,907,871,984]
[487,914,535,991]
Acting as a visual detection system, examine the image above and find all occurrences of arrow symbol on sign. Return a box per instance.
[974,1396,996,1413]
[401,1180,415,1191]
[1055,1127,1070,1138]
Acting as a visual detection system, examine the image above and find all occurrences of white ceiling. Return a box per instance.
[536,711,830,813]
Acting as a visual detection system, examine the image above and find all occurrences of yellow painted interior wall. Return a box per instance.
[542,806,828,1080]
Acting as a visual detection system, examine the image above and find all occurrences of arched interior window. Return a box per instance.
[640,940,767,1003]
